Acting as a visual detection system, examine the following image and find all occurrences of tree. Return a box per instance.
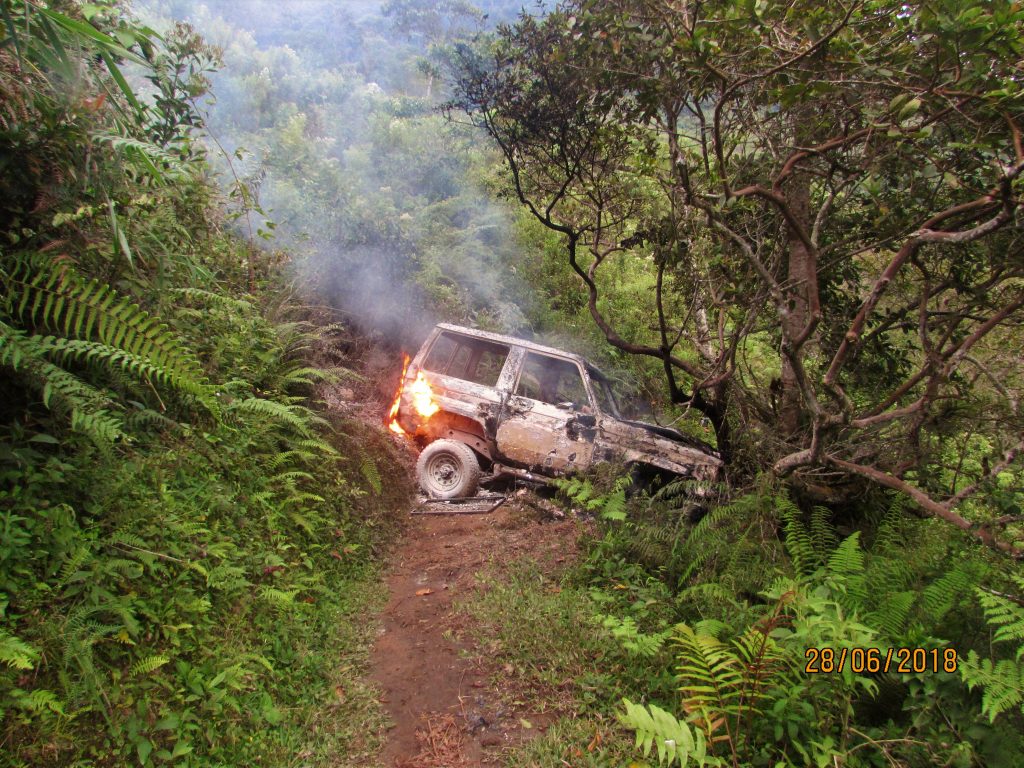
[449,0,1024,554]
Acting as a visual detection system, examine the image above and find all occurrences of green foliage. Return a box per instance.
[961,574,1024,721]
[0,3,411,765]
[599,614,673,658]
[555,475,629,521]
[620,699,710,767]
[597,483,1021,766]
[3,260,209,397]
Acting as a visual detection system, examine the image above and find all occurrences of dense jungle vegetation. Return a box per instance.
[2,0,1023,766]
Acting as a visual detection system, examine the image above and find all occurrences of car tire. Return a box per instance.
[416,439,481,499]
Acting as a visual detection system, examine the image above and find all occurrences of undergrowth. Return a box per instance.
[0,4,410,765]
[550,471,1024,767]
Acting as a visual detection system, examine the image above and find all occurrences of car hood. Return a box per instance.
[618,418,720,457]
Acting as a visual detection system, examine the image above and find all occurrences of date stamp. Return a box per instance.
[805,647,958,674]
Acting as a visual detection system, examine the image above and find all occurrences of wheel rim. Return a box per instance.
[425,452,462,493]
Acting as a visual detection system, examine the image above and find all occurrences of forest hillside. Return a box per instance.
[2,1,1023,767]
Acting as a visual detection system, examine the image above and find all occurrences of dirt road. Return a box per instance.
[369,500,578,767]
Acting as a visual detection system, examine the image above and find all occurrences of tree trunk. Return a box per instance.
[779,163,813,437]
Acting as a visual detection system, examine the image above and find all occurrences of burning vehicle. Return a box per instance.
[388,324,723,498]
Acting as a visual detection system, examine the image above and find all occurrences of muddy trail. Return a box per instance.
[369,497,579,767]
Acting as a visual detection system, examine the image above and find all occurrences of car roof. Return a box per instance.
[435,323,589,367]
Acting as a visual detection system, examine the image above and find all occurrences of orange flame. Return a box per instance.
[409,371,439,418]
[386,355,441,435]
[387,355,410,435]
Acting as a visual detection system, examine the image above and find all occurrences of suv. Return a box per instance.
[391,323,722,498]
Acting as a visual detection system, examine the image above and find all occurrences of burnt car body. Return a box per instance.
[393,323,722,498]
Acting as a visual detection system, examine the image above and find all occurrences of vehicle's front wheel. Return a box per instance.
[415,439,481,499]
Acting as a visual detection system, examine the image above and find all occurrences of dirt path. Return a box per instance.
[369,500,577,767]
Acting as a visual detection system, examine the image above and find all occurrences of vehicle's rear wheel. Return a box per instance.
[415,439,481,499]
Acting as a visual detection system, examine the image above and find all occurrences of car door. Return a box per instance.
[494,350,596,473]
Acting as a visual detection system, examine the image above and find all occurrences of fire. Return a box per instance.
[387,355,410,435]
[409,371,439,418]
[386,355,439,435]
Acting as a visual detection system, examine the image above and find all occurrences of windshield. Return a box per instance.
[585,365,621,418]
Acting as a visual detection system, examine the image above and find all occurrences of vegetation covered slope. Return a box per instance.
[0,3,408,765]
[4,1,1024,767]
[443,0,1024,764]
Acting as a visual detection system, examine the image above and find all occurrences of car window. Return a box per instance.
[422,333,457,373]
[422,331,510,388]
[516,352,590,408]
[589,372,620,418]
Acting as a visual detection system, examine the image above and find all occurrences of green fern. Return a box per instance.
[167,287,254,312]
[296,437,338,456]
[360,457,382,494]
[620,698,711,767]
[8,687,66,717]
[670,610,796,758]
[826,533,864,577]
[919,562,977,623]
[650,476,693,505]
[259,587,299,612]
[129,653,170,678]
[961,654,1024,721]
[558,476,629,520]
[93,131,188,183]
[277,365,338,388]
[1,322,127,443]
[4,260,210,402]
[958,576,1024,721]
[555,476,594,505]
[600,614,673,657]
[778,495,817,576]
[0,630,39,670]
[592,481,628,521]
[976,577,1024,648]
[865,591,915,638]
[228,397,321,436]
[674,623,748,736]
[809,506,838,555]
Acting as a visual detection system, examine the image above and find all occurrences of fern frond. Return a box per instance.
[269,470,315,485]
[620,698,708,767]
[228,397,315,436]
[93,131,188,183]
[129,653,170,678]
[809,506,838,554]
[651,477,692,504]
[296,438,338,456]
[866,591,915,639]
[976,587,1024,648]
[9,687,66,716]
[167,287,254,312]
[3,260,212,407]
[600,615,673,657]
[264,450,311,471]
[674,623,745,728]
[1,321,126,442]
[777,495,816,576]
[278,365,338,389]
[920,562,977,623]
[961,652,1024,721]
[596,485,627,521]
[259,587,298,611]
[826,533,864,577]
[360,457,382,494]
[0,630,40,670]
[33,335,207,398]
